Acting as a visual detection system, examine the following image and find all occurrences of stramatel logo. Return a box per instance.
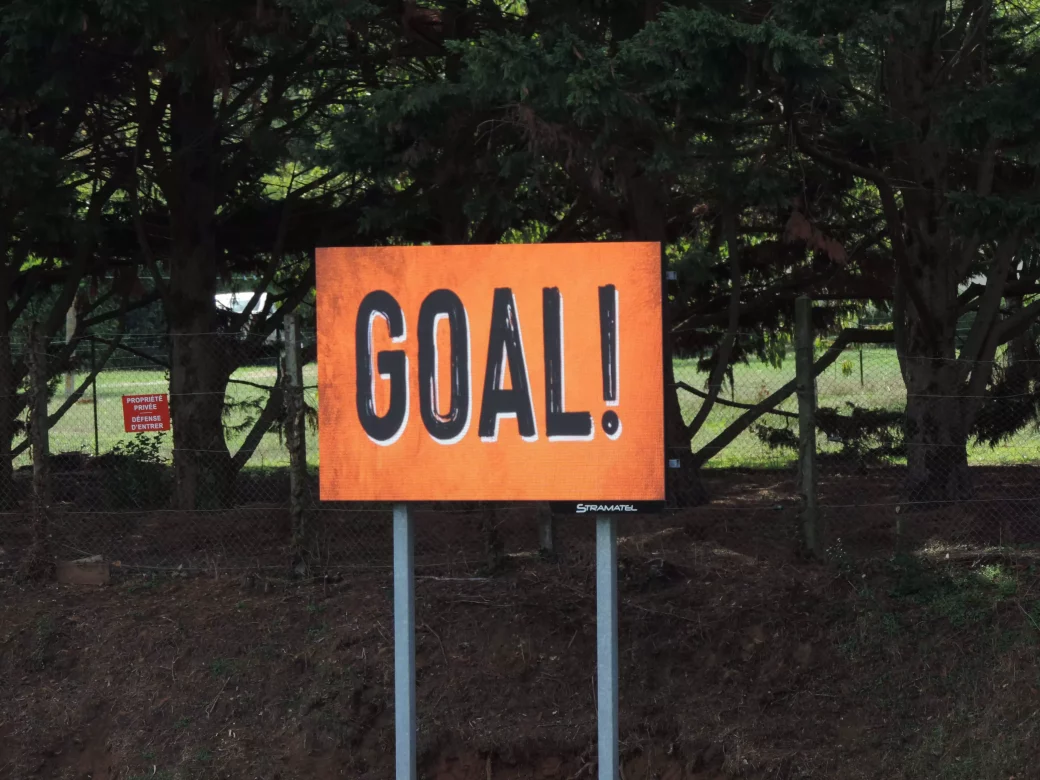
[575,503,638,514]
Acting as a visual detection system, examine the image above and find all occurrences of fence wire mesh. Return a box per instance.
[2,327,1040,577]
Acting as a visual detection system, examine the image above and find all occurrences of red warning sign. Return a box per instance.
[122,394,171,433]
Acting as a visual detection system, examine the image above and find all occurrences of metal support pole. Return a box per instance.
[393,503,417,780]
[596,514,619,780]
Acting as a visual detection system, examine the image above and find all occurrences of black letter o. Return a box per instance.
[418,290,470,443]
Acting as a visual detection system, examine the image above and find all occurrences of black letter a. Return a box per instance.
[478,288,537,441]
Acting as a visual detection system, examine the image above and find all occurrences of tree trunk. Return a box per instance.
[1004,297,1038,379]
[664,350,707,505]
[904,388,971,503]
[899,270,973,503]
[0,315,16,510]
[169,334,234,509]
[625,173,707,506]
[166,65,234,510]
[283,315,314,574]
[18,322,51,580]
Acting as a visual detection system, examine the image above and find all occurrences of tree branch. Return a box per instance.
[675,381,798,419]
[996,297,1040,345]
[788,114,938,341]
[86,336,170,370]
[231,383,284,473]
[11,331,125,458]
[229,170,337,332]
[960,230,1023,365]
[256,262,316,340]
[231,343,316,472]
[81,291,162,330]
[41,174,125,341]
[685,207,741,438]
[691,328,894,466]
[46,332,122,430]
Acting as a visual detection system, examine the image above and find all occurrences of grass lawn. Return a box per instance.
[31,362,321,472]
[677,345,1040,469]
[23,346,1040,471]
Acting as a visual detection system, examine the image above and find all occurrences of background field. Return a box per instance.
[25,345,1040,472]
[30,360,321,471]
[681,345,1040,468]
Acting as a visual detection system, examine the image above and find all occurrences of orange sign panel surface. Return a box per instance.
[316,243,664,502]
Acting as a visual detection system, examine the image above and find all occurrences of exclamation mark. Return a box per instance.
[598,284,621,440]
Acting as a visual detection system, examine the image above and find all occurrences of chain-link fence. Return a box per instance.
[673,326,1040,562]
[813,344,1040,557]
[0,326,559,576]
[3,318,1040,577]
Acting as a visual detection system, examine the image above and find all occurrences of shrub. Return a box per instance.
[101,433,171,510]
[754,402,905,467]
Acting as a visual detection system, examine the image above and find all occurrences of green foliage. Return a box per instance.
[126,575,163,594]
[127,772,174,780]
[974,333,1040,446]
[754,402,905,464]
[886,555,1018,628]
[26,615,57,672]
[102,434,170,510]
[208,658,241,679]
[4,0,1040,492]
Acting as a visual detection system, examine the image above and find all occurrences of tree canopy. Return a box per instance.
[1,0,1039,508]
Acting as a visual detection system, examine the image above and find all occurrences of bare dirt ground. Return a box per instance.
[4,474,1040,779]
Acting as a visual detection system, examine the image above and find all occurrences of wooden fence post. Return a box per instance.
[283,314,312,573]
[19,322,52,579]
[64,305,75,398]
[538,503,557,557]
[795,297,821,557]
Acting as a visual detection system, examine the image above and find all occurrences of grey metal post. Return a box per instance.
[596,514,619,780]
[795,297,821,556]
[393,503,417,780]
